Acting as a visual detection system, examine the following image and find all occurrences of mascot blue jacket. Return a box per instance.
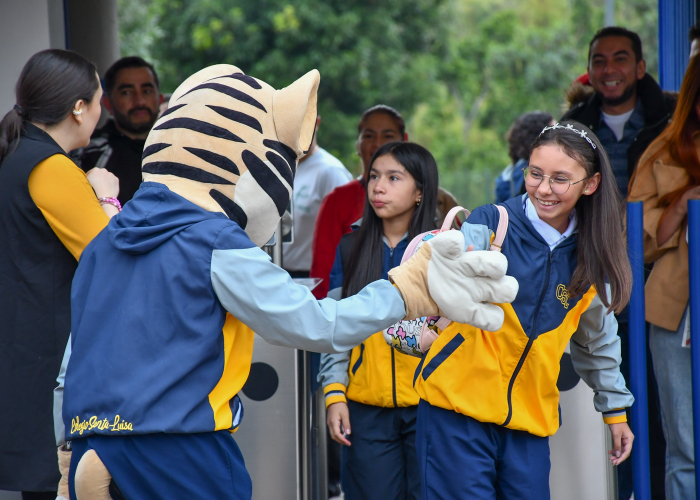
[60,65,519,500]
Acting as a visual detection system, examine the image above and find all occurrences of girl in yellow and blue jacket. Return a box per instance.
[406,121,635,500]
[318,141,439,500]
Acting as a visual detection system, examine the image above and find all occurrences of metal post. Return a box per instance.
[688,200,700,500]
[658,0,695,91]
[626,201,651,500]
[605,0,615,26]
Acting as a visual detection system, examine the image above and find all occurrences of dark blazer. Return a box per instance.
[0,124,73,490]
[561,73,676,182]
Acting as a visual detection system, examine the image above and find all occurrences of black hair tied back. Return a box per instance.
[0,49,99,164]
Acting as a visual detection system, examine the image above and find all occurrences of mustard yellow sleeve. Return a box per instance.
[28,154,109,260]
[323,383,347,408]
[602,408,627,424]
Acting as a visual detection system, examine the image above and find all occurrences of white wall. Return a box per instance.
[0,2,62,496]
[0,0,65,119]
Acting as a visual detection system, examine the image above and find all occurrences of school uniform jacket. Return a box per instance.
[413,197,633,437]
[62,182,407,439]
[318,230,421,409]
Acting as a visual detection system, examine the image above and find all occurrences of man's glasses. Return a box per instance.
[522,166,588,195]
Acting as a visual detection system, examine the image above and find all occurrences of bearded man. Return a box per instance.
[73,57,163,204]
[562,26,675,198]
[561,26,676,500]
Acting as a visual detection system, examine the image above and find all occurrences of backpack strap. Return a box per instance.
[401,230,432,265]
[440,206,471,231]
[490,205,509,252]
[401,205,471,265]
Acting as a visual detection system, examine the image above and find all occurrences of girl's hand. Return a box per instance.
[86,167,120,200]
[608,422,634,466]
[327,402,351,446]
[674,185,700,217]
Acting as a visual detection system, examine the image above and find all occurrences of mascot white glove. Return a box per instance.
[387,230,518,332]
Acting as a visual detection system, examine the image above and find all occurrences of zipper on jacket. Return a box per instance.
[391,348,398,407]
[503,252,553,426]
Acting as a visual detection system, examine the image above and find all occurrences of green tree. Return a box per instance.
[121,0,658,209]
[149,0,445,171]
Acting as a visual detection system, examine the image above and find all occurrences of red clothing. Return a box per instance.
[310,179,365,298]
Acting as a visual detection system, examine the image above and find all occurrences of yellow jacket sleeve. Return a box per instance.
[28,154,109,260]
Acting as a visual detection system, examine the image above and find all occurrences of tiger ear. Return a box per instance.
[272,69,320,159]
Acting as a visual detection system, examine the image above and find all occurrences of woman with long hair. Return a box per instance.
[628,54,700,499]
[411,121,634,498]
[318,141,439,499]
[310,104,407,299]
[0,49,119,499]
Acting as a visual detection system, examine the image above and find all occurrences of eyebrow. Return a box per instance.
[117,82,156,91]
[363,128,399,134]
[592,49,631,59]
[528,165,574,176]
[369,168,405,175]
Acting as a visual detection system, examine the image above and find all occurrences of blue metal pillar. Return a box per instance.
[688,200,700,500]
[658,0,695,91]
[627,202,651,500]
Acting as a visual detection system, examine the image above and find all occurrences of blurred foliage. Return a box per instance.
[118,0,658,208]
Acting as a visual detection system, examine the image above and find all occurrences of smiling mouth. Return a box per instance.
[604,80,622,87]
[537,198,560,207]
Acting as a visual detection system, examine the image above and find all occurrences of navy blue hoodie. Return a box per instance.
[63,182,406,439]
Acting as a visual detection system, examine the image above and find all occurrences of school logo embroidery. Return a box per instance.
[70,415,133,435]
[556,284,569,309]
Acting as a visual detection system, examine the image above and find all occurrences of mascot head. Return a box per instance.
[142,65,320,246]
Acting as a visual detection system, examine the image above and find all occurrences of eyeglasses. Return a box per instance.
[522,166,588,194]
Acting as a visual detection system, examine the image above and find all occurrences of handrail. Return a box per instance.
[627,201,651,500]
[687,199,700,500]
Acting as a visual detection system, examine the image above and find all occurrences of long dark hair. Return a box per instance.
[530,121,632,313]
[342,142,438,298]
[0,49,99,162]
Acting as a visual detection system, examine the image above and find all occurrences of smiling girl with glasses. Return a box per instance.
[408,120,634,499]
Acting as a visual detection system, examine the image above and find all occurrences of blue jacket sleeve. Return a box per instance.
[460,204,497,251]
[54,337,71,446]
[317,262,351,397]
[210,239,406,353]
[328,245,344,298]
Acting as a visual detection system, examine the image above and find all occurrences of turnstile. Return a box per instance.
[549,344,617,500]
[232,222,327,500]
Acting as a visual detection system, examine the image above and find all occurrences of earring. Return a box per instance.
[72,109,82,116]
[584,190,589,194]
[416,199,421,206]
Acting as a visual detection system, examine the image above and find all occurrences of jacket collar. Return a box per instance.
[21,122,64,151]
[568,73,668,131]
[503,195,578,252]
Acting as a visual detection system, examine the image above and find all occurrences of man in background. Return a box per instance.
[283,116,352,276]
[562,26,675,500]
[562,26,673,198]
[73,56,163,205]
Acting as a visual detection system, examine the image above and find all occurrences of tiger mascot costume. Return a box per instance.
[59,65,518,499]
